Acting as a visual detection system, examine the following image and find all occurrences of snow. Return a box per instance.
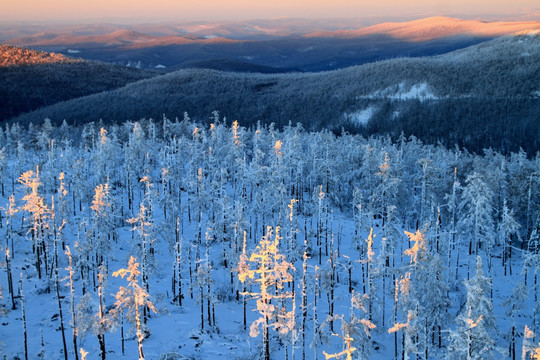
[344,107,375,126]
[155,64,166,69]
[67,49,80,54]
[298,46,315,52]
[378,82,438,101]
[358,82,439,102]
[0,119,538,360]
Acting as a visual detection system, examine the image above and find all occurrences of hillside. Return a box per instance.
[9,33,540,155]
[0,45,160,120]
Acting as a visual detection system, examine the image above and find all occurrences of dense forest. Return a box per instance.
[0,117,539,359]
[6,33,539,156]
[0,45,158,121]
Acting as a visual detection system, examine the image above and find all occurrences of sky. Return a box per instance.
[2,0,539,23]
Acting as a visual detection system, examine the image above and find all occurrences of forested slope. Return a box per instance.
[9,33,539,155]
[0,45,159,120]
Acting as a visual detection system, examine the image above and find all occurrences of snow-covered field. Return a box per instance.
[0,118,539,360]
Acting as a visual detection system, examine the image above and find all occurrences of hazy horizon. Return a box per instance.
[1,0,539,24]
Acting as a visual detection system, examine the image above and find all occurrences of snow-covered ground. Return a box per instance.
[0,118,538,360]
[344,107,375,126]
[361,82,439,101]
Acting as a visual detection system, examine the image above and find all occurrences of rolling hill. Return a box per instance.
[4,17,539,72]
[0,45,160,120]
[8,32,540,155]
[307,16,540,41]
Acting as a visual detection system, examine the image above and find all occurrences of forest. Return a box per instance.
[0,116,539,359]
[6,32,539,157]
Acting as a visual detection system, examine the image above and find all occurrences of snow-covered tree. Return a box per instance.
[498,200,521,276]
[238,226,295,360]
[459,173,495,266]
[19,168,50,279]
[447,256,499,359]
[112,256,157,360]
[504,282,528,360]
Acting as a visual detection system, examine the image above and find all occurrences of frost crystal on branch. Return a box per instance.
[238,226,295,360]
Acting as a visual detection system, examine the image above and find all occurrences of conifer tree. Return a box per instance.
[19,168,50,279]
[341,290,376,359]
[504,282,528,360]
[5,194,19,257]
[112,256,157,360]
[447,256,499,359]
[459,173,495,264]
[499,200,521,276]
[445,167,461,281]
[65,246,80,360]
[127,200,156,321]
[91,183,114,265]
[238,226,295,360]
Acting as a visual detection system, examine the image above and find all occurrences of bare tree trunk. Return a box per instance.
[55,258,68,360]
[301,240,307,360]
[136,304,144,359]
[20,274,29,360]
[6,248,15,310]
[66,247,79,360]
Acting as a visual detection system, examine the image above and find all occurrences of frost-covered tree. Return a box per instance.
[445,167,462,281]
[64,246,80,360]
[19,168,50,279]
[94,265,109,360]
[127,200,157,319]
[238,226,295,360]
[447,256,499,360]
[498,200,521,276]
[91,182,115,266]
[504,282,528,360]
[111,256,157,360]
[459,173,495,265]
[341,290,376,359]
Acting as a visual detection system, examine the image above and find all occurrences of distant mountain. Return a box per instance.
[5,29,238,48]
[171,59,301,73]
[4,17,539,72]
[9,33,540,155]
[307,16,540,41]
[0,45,159,120]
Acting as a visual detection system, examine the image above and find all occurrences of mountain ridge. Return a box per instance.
[3,16,539,71]
[306,16,540,41]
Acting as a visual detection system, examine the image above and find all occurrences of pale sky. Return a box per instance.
[2,0,539,23]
